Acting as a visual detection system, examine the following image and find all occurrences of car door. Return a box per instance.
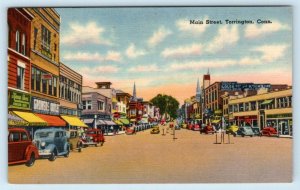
[8,132,22,162]
[20,132,31,160]
[54,131,62,153]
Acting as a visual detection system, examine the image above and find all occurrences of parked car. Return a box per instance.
[34,128,70,161]
[226,125,239,136]
[236,126,255,137]
[67,130,82,152]
[200,125,215,134]
[126,126,136,135]
[251,126,260,136]
[150,126,160,134]
[187,124,194,130]
[8,128,39,167]
[260,127,278,137]
[82,128,105,147]
[175,124,181,130]
[181,123,187,129]
[192,124,200,131]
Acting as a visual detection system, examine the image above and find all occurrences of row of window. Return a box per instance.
[205,90,218,104]
[31,67,57,96]
[228,96,292,113]
[60,83,81,104]
[59,76,81,91]
[82,100,106,111]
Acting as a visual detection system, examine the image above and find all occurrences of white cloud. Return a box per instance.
[251,44,289,62]
[78,65,119,74]
[128,64,159,72]
[206,25,239,53]
[125,43,147,59]
[161,44,203,58]
[176,16,210,35]
[61,22,112,46]
[244,21,291,39]
[147,26,172,47]
[63,51,122,62]
[238,57,262,65]
[169,60,237,71]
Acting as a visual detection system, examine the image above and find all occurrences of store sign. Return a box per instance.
[220,82,271,91]
[9,90,31,109]
[42,74,52,80]
[32,97,59,115]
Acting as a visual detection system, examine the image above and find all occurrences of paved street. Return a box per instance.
[8,126,292,184]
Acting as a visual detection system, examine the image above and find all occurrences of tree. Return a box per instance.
[150,94,180,120]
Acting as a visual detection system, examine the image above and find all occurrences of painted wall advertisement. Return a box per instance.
[32,97,59,115]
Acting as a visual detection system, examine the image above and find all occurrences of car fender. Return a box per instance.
[63,142,70,152]
[45,144,57,153]
[25,145,39,160]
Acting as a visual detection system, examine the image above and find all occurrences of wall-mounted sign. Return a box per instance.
[220,82,271,91]
[32,97,59,115]
[42,73,53,80]
[8,90,31,110]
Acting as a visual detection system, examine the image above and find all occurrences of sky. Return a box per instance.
[56,7,292,104]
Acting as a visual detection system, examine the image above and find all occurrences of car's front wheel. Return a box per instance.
[26,152,36,167]
[49,150,57,161]
[64,146,70,158]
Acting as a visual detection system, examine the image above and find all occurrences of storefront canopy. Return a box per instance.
[130,119,136,122]
[261,99,273,105]
[8,112,28,126]
[211,120,221,124]
[97,119,107,125]
[114,120,123,125]
[83,118,94,124]
[120,118,130,125]
[35,113,66,127]
[61,115,88,128]
[13,111,47,126]
[106,120,117,125]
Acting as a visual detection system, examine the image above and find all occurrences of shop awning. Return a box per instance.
[120,118,130,125]
[112,97,118,103]
[61,115,88,128]
[35,113,66,127]
[106,120,117,125]
[97,119,107,125]
[13,111,47,126]
[83,118,94,124]
[114,120,123,125]
[211,120,221,124]
[8,112,28,126]
[130,119,136,122]
[261,99,273,105]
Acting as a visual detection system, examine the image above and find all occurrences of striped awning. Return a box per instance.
[13,111,47,126]
[97,119,107,125]
[83,118,94,124]
[8,112,28,126]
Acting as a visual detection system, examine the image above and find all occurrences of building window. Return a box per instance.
[98,101,104,111]
[245,102,249,111]
[21,33,26,55]
[41,25,51,52]
[250,101,256,111]
[239,103,244,112]
[233,104,238,112]
[36,69,41,91]
[48,78,52,95]
[17,66,24,90]
[15,30,20,52]
[53,77,57,96]
[42,74,47,94]
[34,28,38,50]
[31,67,35,90]
[83,100,92,110]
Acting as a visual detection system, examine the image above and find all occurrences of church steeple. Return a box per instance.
[196,78,201,102]
[131,82,137,101]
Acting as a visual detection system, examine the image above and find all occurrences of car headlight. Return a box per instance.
[41,141,46,147]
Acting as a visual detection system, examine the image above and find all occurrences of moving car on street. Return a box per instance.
[125,126,136,135]
[150,126,160,134]
[33,128,70,161]
[8,128,39,167]
[192,124,200,131]
[82,128,105,147]
[226,125,239,136]
[260,127,278,137]
[200,125,215,134]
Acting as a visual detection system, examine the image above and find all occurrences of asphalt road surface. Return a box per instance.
[8,126,292,184]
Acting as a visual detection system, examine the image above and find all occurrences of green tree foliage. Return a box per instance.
[150,94,179,120]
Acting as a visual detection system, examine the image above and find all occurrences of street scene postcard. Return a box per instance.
[7,6,292,184]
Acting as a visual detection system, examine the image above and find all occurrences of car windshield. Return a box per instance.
[35,131,54,138]
[244,127,253,132]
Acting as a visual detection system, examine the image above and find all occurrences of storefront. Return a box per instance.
[235,115,258,127]
[266,113,292,136]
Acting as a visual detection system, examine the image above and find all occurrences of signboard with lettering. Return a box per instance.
[32,97,59,115]
[8,90,31,110]
[220,82,271,91]
[42,73,53,80]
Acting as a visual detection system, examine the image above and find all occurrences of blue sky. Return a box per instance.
[57,7,292,103]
